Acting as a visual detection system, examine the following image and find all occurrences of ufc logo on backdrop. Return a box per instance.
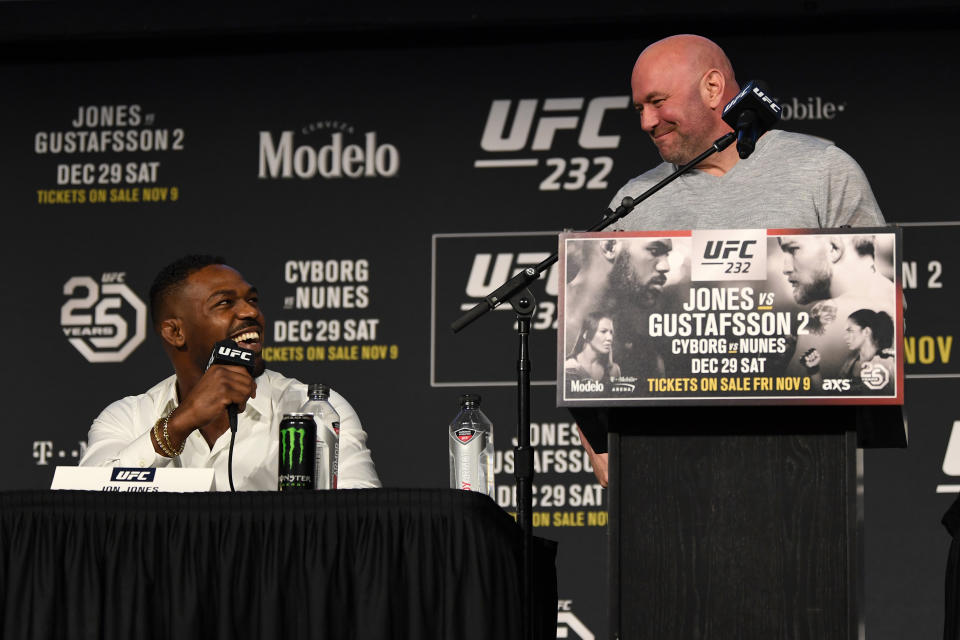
[475,96,630,192]
[479,96,628,152]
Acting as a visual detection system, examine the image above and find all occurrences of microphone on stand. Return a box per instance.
[721,79,782,159]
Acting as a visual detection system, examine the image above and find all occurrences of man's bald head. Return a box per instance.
[631,34,739,166]
[635,35,736,90]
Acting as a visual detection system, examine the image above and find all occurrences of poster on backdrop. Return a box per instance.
[558,227,903,406]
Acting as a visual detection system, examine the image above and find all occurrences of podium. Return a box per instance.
[557,228,906,639]
[606,405,904,640]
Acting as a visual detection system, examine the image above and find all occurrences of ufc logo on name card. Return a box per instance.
[691,230,767,281]
[110,468,156,482]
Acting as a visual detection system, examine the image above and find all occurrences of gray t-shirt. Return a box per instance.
[608,129,884,230]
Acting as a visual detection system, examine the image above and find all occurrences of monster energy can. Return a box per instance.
[278,413,317,491]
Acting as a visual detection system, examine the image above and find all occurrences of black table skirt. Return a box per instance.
[0,489,557,640]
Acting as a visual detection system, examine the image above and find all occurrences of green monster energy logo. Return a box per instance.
[281,427,306,469]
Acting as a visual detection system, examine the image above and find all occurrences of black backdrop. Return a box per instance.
[3,5,960,638]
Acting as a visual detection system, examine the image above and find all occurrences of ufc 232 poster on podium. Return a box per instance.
[557,228,904,406]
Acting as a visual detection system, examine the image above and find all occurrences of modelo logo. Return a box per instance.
[704,240,756,260]
[258,130,399,179]
[110,468,156,482]
[480,96,629,152]
[217,346,253,362]
[570,380,603,392]
[822,379,852,391]
[61,273,147,363]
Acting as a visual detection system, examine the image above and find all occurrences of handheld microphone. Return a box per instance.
[721,79,782,159]
[206,340,256,434]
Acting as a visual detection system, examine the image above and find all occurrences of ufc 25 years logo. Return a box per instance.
[61,273,146,363]
[475,96,630,191]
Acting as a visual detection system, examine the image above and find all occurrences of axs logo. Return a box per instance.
[822,379,851,391]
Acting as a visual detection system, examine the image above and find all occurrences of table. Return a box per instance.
[0,488,557,639]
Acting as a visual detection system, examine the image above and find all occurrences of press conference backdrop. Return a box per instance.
[2,28,958,639]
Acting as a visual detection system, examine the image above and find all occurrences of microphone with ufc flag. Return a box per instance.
[721,79,782,159]
[206,339,256,491]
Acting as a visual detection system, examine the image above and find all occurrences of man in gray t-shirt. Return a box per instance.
[577,34,885,486]
[609,34,883,231]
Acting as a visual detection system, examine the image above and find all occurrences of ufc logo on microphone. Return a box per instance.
[703,240,757,260]
[751,86,782,114]
[218,346,253,361]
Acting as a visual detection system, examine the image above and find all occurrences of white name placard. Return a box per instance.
[51,466,214,492]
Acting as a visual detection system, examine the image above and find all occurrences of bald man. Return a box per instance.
[575,35,886,486]
[610,34,884,231]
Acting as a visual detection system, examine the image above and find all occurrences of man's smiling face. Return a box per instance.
[179,264,266,376]
[631,49,718,165]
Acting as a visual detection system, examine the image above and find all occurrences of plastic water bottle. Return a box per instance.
[449,394,494,497]
[298,383,340,490]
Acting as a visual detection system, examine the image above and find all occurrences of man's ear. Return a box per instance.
[600,239,620,262]
[160,318,186,349]
[701,69,725,109]
[828,237,845,263]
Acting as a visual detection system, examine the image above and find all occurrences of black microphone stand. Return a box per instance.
[450,131,736,639]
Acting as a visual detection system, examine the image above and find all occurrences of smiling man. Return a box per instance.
[609,34,884,231]
[577,34,887,487]
[80,255,380,490]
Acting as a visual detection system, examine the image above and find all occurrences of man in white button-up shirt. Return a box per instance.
[79,255,380,491]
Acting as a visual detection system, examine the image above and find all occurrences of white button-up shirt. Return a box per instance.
[79,369,381,491]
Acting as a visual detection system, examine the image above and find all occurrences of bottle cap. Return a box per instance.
[459,394,481,406]
[308,383,331,399]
